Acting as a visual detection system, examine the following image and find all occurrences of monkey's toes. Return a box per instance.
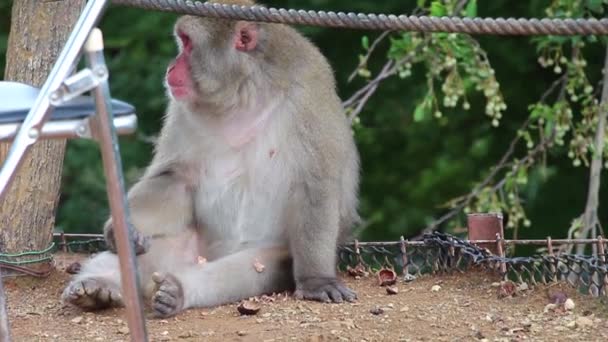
[151,272,185,318]
[294,277,357,303]
[62,278,124,310]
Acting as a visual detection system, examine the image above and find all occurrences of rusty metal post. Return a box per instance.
[354,239,362,265]
[597,236,608,296]
[399,236,408,268]
[0,270,10,342]
[84,29,148,341]
[547,237,557,283]
[495,233,507,274]
[61,232,68,253]
[467,213,504,254]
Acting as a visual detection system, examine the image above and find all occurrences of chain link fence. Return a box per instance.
[30,231,607,297]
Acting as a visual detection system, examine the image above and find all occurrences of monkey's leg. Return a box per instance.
[64,172,196,310]
[150,246,293,317]
[289,184,357,303]
[62,252,124,310]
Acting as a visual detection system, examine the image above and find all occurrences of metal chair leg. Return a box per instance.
[85,28,148,342]
[0,0,110,201]
[0,270,10,342]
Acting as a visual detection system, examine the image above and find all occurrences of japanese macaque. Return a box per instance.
[62,0,360,317]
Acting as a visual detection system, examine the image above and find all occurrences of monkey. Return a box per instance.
[62,0,360,318]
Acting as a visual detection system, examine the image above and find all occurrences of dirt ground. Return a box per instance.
[3,253,608,342]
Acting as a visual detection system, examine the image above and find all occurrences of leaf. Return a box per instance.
[414,102,429,122]
[361,36,370,50]
[430,1,447,17]
[465,0,477,17]
[417,0,428,8]
[586,0,604,14]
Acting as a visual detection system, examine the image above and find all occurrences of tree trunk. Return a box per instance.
[0,0,84,262]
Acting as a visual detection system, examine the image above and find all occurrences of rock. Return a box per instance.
[566,320,577,329]
[386,286,399,295]
[576,316,593,328]
[370,307,384,315]
[237,331,248,337]
[347,263,369,278]
[517,282,529,291]
[490,282,501,287]
[549,291,568,304]
[341,319,356,329]
[497,281,517,298]
[117,327,129,335]
[544,303,558,313]
[564,298,575,311]
[71,316,83,324]
[403,274,417,283]
[178,331,195,339]
[237,300,261,316]
[431,285,441,292]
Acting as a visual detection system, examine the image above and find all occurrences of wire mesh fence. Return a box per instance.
[4,231,602,297]
[337,232,608,297]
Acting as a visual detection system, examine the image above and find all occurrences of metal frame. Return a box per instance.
[0,1,147,341]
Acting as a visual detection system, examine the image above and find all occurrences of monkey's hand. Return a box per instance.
[103,220,150,256]
[294,277,357,303]
[151,272,185,318]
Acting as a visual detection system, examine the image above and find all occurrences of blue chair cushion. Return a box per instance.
[0,81,135,124]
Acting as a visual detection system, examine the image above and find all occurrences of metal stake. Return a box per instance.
[84,28,148,342]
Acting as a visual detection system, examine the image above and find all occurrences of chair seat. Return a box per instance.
[0,81,135,124]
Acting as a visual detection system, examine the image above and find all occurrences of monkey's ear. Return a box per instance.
[234,21,259,52]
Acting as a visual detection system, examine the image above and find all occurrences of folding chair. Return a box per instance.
[0,1,148,341]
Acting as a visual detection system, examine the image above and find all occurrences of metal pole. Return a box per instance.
[0,270,10,342]
[84,28,148,342]
[0,0,109,201]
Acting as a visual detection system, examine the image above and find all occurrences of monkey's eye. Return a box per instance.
[178,30,193,53]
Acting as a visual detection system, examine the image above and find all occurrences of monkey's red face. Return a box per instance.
[165,16,262,109]
[166,31,195,100]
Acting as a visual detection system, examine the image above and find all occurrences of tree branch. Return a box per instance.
[411,69,570,240]
[347,31,391,83]
[576,45,608,255]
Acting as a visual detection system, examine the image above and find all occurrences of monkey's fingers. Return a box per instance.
[133,232,151,255]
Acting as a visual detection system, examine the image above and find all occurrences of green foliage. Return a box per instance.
[0,0,606,244]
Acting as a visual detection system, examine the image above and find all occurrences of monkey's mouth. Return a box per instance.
[169,85,192,99]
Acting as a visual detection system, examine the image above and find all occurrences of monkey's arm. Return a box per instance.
[151,246,293,317]
[104,170,195,254]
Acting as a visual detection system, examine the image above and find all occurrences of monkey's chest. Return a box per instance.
[194,149,289,245]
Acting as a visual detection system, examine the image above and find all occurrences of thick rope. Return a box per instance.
[112,0,608,36]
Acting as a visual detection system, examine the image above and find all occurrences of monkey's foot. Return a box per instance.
[62,278,124,310]
[151,272,185,318]
[104,223,150,255]
[294,277,357,303]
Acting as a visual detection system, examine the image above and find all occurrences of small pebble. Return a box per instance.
[564,298,575,311]
[431,285,441,292]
